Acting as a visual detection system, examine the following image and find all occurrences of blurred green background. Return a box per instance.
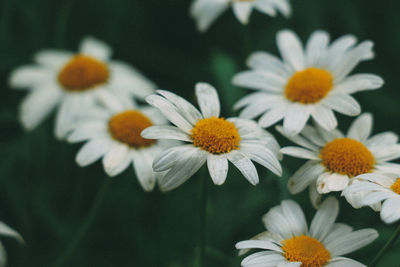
[1,0,400,266]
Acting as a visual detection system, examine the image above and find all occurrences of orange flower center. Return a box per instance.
[191,117,240,154]
[390,178,400,194]
[58,55,109,91]
[282,235,331,267]
[320,138,375,177]
[285,67,333,104]
[108,110,155,148]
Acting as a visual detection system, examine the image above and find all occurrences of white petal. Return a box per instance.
[280,200,308,236]
[132,150,157,191]
[283,104,310,136]
[326,257,365,267]
[372,145,400,162]
[374,162,400,175]
[288,161,324,194]
[362,191,393,206]
[67,122,107,143]
[235,240,282,252]
[262,205,294,240]
[277,30,305,71]
[326,229,378,256]
[366,132,398,148]
[270,0,291,17]
[195,82,220,118]
[146,95,193,133]
[34,49,73,68]
[102,143,130,176]
[242,251,286,266]
[207,154,228,185]
[0,222,23,243]
[156,90,202,125]
[311,105,337,131]
[253,1,277,17]
[141,125,192,142]
[356,173,396,187]
[76,138,111,166]
[158,148,207,191]
[323,223,353,245]
[233,71,286,92]
[380,198,400,224]
[324,94,361,116]
[301,125,326,147]
[9,66,53,89]
[94,88,124,113]
[232,2,253,24]
[258,104,287,128]
[305,30,329,67]
[246,51,291,77]
[276,126,319,151]
[19,85,63,131]
[347,113,373,142]
[240,144,282,176]
[316,172,350,194]
[310,197,339,241]
[79,36,112,61]
[334,74,384,94]
[55,95,83,139]
[238,95,283,119]
[227,150,259,185]
[152,145,196,172]
[315,123,344,142]
[280,147,319,160]
[190,0,229,32]
[309,183,322,208]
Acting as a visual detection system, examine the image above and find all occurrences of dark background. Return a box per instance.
[0,0,399,266]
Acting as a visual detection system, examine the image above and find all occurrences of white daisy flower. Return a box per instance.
[278,113,400,207]
[9,36,156,139]
[236,197,378,267]
[190,0,291,32]
[141,82,282,192]
[233,29,384,136]
[0,221,23,267]
[67,93,174,192]
[344,173,400,224]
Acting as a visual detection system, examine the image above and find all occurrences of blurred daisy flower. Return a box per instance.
[0,221,23,267]
[67,93,174,191]
[236,197,378,267]
[141,82,282,192]
[344,173,400,224]
[279,113,400,207]
[233,29,383,136]
[190,0,291,32]
[9,37,155,139]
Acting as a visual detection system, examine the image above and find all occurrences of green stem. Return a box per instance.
[53,179,109,267]
[369,222,400,267]
[199,168,209,267]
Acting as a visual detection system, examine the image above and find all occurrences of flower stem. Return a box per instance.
[199,167,209,267]
[369,222,400,267]
[53,179,109,267]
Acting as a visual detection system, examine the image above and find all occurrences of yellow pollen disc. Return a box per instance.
[390,178,400,194]
[191,117,240,154]
[108,110,155,148]
[285,67,333,104]
[320,138,375,177]
[58,55,109,91]
[282,235,331,267]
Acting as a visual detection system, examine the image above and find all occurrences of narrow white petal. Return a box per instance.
[79,36,112,61]
[324,94,361,116]
[280,147,319,160]
[67,122,107,143]
[34,49,72,68]
[277,30,305,71]
[0,222,23,243]
[380,198,400,224]
[195,82,220,118]
[207,154,228,185]
[246,51,291,77]
[241,144,282,176]
[326,257,365,267]
[258,105,287,128]
[323,223,353,245]
[288,161,324,194]
[316,172,350,194]
[262,205,294,240]
[362,191,393,206]
[301,125,326,147]
[232,71,285,92]
[232,2,253,24]
[347,113,373,142]
[305,30,329,67]
[95,88,124,113]
[356,173,395,187]
[309,183,322,208]
[372,145,400,162]
[227,151,259,185]
[375,162,400,174]
[310,197,339,241]
[315,123,344,142]
[102,143,130,176]
[242,251,286,266]
[235,240,282,252]
[366,132,398,148]
[334,74,384,94]
[254,1,277,17]
[283,104,310,136]
[76,138,111,166]
[190,0,229,32]
[55,96,82,139]
[9,66,52,89]
[132,150,157,191]
[326,229,378,256]
[311,105,337,131]
[276,125,319,151]
[141,125,192,142]
[239,96,282,119]
[281,200,308,236]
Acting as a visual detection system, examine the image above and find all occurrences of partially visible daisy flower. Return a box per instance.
[236,197,378,267]
[0,221,23,267]
[141,82,282,192]
[344,173,400,224]
[278,113,400,207]
[190,0,291,32]
[9,36,155,139]
[67,93,174,191]
[233,29,383,136]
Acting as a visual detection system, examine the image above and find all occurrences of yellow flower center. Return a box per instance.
[282,235,331,267]
[58,55,109,91]
[285,67,333,104]
[390,178,400,194]
[320,138,375,177]
[191,117,240,154]
[108,110,155,148]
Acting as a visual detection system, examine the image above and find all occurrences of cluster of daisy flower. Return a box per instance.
[4,0,400,266]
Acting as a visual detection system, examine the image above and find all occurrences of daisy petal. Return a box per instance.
[132,150,157,192]
[9,66,52,89]
[259,105,287,128]
[305,30,329,67]
[102,143,130,176]
[283,104,310,136]
[76,138,111,167]
[232,71,285,92]
[311,105,337,131]
[372,145,400,162]
[276,126,319,151]
[281,200,308,236]
[324,94,361,116]
[241,144,282,176]
[326,257,365,267]
[310,197,339,241]
[334,74,384,94]
[246,51,291,77]
[326,229,378,256]
[280,147,319,160]
[316,173,349,194]
[277,30,305,71]
[232,2,253,24]
[141,125,191,142]
[235,240,282,252]
[380,198,400,224]
[366,132,398,148]
[227,151,259,185]
[347,113,372,142]
[309,183,322,208]
[152,145,195,172]
[195,82,220,118]
[0,222,23,243]
[34,50,73,68]
[207,154,228,185]
[190,0,229,32]
[288,161,325,194]
[242,251,286,266]
[79,36,112,61]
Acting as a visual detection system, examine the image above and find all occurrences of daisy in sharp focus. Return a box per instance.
[141,82,282,192]
[67,93,175,191]
[278,113,400,207]
[0,221,23,267]
[233,29,383,136]
[9,36,155,139]
[190,0,291,32]
[236,197,378,267]
[344,173,400,224]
